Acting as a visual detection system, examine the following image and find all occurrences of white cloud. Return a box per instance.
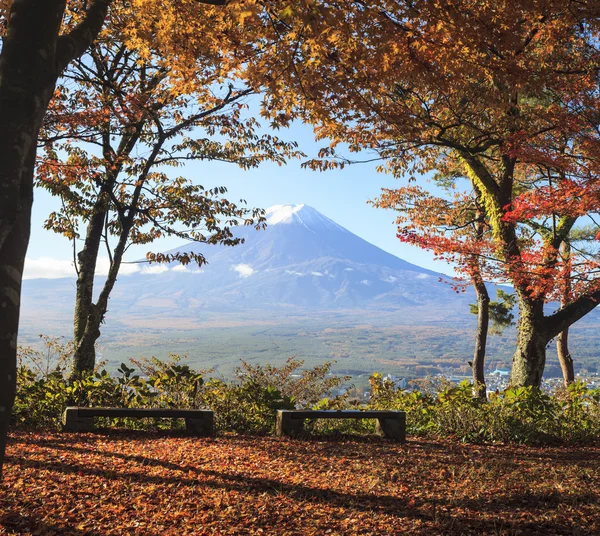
[232,263,255,278]
[24,256,141,279]
[360,279,372,286]
[141,264,169,275]
[344,267,354,272]
[23,256,213,279]
[23,257,76,279]
[107,260,140,276]
[285,270,304,276]
[416,273,430,279]
[311,271,324,277]
[383,276,397,283]
[172,264,204,274]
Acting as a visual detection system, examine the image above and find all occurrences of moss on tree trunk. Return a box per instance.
[510,299,549,388]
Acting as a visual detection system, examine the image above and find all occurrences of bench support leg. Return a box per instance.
[376,413,406,441]
[185,413,214,437]
[62,408,95,432]
[276,411,304,437]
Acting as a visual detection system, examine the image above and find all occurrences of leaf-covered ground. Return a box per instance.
[1,431,599,535]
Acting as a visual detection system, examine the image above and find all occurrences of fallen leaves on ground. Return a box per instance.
[1,431,599,535]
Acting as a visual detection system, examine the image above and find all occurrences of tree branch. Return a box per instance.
[546,290,600,338]
[56,0,112,72]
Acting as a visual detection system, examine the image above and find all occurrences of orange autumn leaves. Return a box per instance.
[2,431,600,535]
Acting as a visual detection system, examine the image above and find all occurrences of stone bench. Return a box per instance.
[62,407,214,437]
[276,410,406,441]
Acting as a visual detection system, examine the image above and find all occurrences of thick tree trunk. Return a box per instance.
[509,299,549,388]
[0,0,112,478]
[471,276,489,399]
[0,124,41,478]
[0,0,67,480]
[0,0,124,482]
[0,179,32,481]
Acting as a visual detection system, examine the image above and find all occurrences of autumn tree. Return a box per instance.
[553,226,600,384]
[375,178,501,398]
[243,0,600,388]
[0,0,117,480]
[0,0,250,479]
[536,228,599,385]
[39,26,301,376]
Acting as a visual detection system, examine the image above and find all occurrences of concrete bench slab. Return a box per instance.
[276,409,406,441]
[62,407,214,437]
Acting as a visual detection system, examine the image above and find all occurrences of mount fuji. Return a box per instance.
[21,204,469,324]
[119,203,465,310]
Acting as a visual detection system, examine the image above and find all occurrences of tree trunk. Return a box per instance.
[471,275,489,399]
[0,116,41,476]
[71,207,109,376]
[0,0,115,480]
[0,134,36,478]
[0,180,32,480]
[71,210,132,377]
[509,299,549,388]
[468,193,489,399]
[557,328,574,386]
[0,0,67,480]
[556,240,574,386]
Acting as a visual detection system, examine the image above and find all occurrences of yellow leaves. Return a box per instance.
[279,5,294,19]
[237,9,255,24]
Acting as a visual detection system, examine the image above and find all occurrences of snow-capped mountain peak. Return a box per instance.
[266,204,306,225]
[265,204,350,235]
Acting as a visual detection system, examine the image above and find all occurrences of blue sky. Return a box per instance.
[25,120,451,279]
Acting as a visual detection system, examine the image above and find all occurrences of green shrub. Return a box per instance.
[235,357,349,408]
[198,379,295,434]
[368,372,435,434]
[197,358,348,434]
[366,374,600,444]
[12,336,73,428]
[131,354,204,408]
[12,367,69,429]
[555,381,600,442]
